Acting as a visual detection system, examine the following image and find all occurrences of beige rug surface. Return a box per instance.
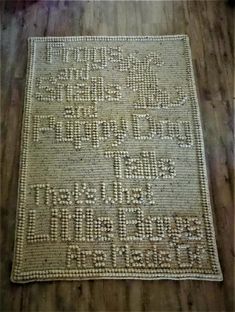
[11,36,222,282]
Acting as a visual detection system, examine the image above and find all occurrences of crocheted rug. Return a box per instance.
[11,36,222,282]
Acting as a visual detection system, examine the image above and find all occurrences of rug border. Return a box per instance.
[11,35,223,283]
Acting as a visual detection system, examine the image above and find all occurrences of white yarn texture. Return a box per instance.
[11,36,222,283]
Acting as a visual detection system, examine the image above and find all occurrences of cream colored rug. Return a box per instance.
[11,36,222,282]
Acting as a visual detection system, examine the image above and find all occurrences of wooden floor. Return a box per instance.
[1,1,234,311]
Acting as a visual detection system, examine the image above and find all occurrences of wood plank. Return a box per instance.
[1,1,234,311]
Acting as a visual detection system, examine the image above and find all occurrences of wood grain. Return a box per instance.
[1,1,234,311]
